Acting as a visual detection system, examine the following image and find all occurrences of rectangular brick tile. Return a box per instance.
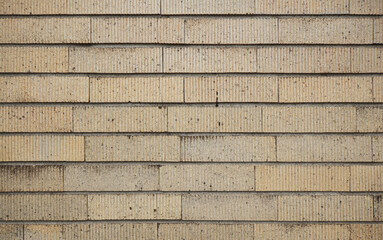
[278,195,374,221]
[88,194,181,220]
[185,18,278,44]
[0,106,72,132]
[90,77,183,103]
[374,196,383,221]
[0,0,66,14]
[277,135,372,162]
[160,165,254,191]
[168,106,262,132]
[0,47,68,73]
[184,76,278,103]
[182,194,277,220]
[357,107,383,132]
[161,0,255,14]
[0,165,63,192]
[0,135,84,162]
[373,137,383,162]
[0,76,89,103]
[163,47,257,73]
[352,48,383,73]
[374,18,383,43]
[24,225,63,240]
[256,165,350,191]
[67,0,160,14]
[374,77,383,102]
[0,17,90,43]
[279,17,373,44]
[350,0,383,14]
[92,17,184,43]
[350,224,383,240]
[258,47,351,73]
[182,136,276,162]
[64,165,159,191]
[73,106,167,132]
[0,194,87,220]
[69,47,161,73]
[63,223,157,240]
[255,0,349,14]
[263,106,357,132]
[254,224,350,240]
[351,166,383,191]
[85,136,180,162]
[0,225,23,240]
[158,224,254,240]
[279,77,373,103]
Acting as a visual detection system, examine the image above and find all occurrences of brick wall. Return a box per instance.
[0,0,382,239]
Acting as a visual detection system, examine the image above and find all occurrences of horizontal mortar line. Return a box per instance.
[1,102,383,105]
[1,14,383,17]
[1,132,383,135]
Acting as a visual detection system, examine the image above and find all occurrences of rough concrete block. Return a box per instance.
[85,136,180,162]
[350,0,383,14]
[184,76,278,103]
[160,165,254,191]
[0,107,72,132]
[0,225,23,240]
[90,77,183,103]
[24,225,63,240]
[352,48,383,73]
[0,76,89,103]
[181,136,276,162]
[67,0,160,14]
[255,0,349,14]
[161,0,255,14]
[0,135,84,162]
[357,107,383,132]
[73,106,167,132]
[182,194,278,220]
[351,166,383,191]
[0,0,66,14]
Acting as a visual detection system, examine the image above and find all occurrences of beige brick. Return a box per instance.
[258,47,351,73]
[279,77,373,103]
[69,47,161,73]
[73,106,167,132]
[161,0,255,14]
[352,48,383,73]
[254,224,350,240]
[357,107,383,132]
[67,0,160,14]
[0,0,66,14]
[374,18,383,43]
[0,165,63,192]
[88,194,181,220]
[160,165,254,191]
[0,18,90,43]
[374,77,383,102]
[256,165,350,191]
[164,47,257,73]
[0,107,72,132]
[263,106,357,132]
[350,224,383,240]
[278,195,374,221]
[255,0,349,14]
[185,18,278,44]
[185,76,278,103]
[168,106,262,132]
[90,77,183,103]
[85,136,180,162]
[374,196,383,221]
[351,166,383,191]
[0,194,87,220]
[0,135,84,162]
[64,165,159,191]
[24,225,63,240]
[92,17,184,43]
[373,137,383,162]
[350,0,383,14]
[277,135,372,162]
[0,47,68,73]
[63,223,157,240]
[0,225,23,240]
[158,224,254,240]
[182,136,276,162]
[182,194,277,220]
[279,18,373,44]
[0,76,89,103]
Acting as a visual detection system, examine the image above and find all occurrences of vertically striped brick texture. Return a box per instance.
[0,0,382,239]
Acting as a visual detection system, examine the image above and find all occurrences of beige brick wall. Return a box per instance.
[0,0,382,239]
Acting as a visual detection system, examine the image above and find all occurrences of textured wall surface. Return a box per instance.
[0,0,382,239]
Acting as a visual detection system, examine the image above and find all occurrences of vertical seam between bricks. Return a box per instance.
[371,136,374,162]
[277,17,280,44]
[161,47,164,73]
[180,194,183,220]
[22,224,24,240]
[348,165,351,191]
[62,165,65,192]
[90,18,92,44]
[275,136,278,162]
[179,136,182,162]
[183,19,186,44]
[84,136,86,162]
[166,106,169,132]
[158,165,161,191]
[160,0,162,15]
[86,194,89,220]
[254,165,256,191]
[373,18,375,43]
[277,76,280,103]
[88,76,91,103]
[71,106,74,132]
[183,77,185,103]
[349,48,352,73]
